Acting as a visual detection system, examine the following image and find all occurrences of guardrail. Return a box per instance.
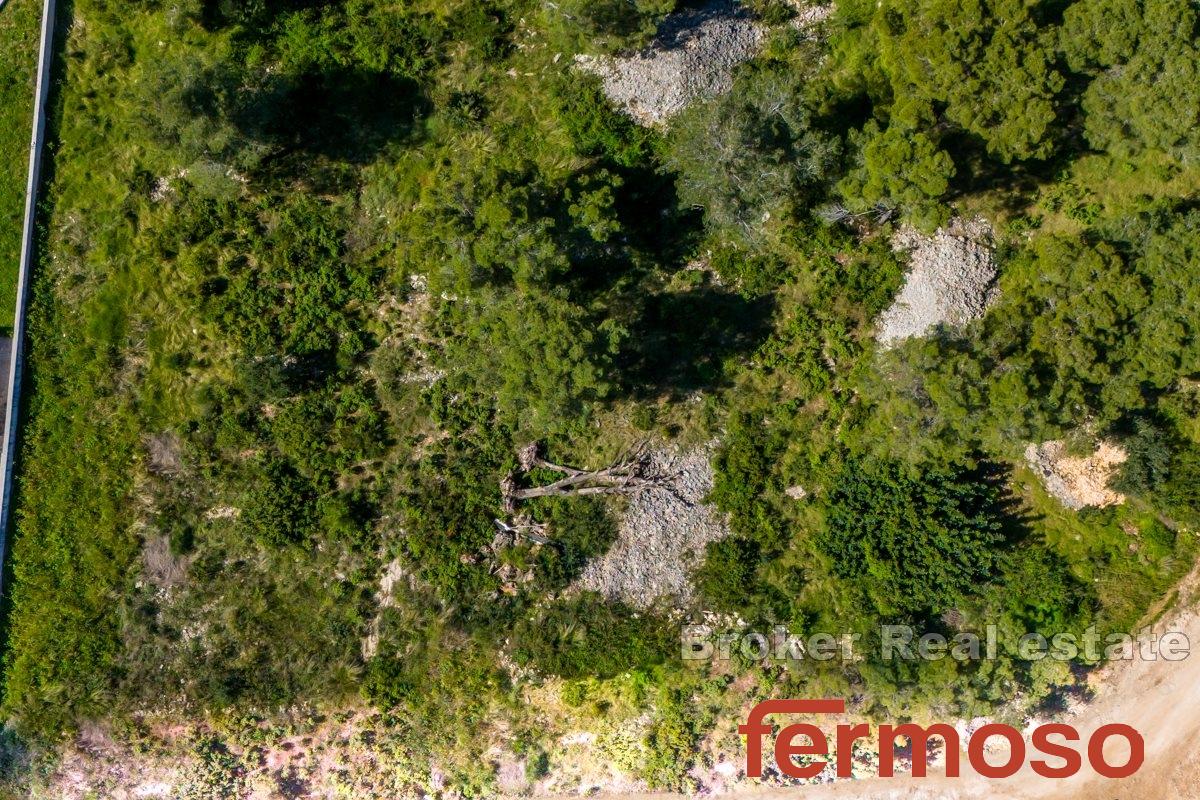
[0,0,57,595]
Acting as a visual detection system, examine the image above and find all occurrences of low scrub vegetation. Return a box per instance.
[1,0,1198,792]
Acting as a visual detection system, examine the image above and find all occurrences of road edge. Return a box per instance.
[0,0,56,596]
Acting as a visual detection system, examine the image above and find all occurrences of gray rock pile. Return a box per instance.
[575,1,765,126]
[876,219,997,346]
[577,446,731,607]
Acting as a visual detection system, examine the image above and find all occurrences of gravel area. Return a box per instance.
[576,446,731,608]
[575,1,765,126]
[1025,439,1128,510]
[876,219,997,346]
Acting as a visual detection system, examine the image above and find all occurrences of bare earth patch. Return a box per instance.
[144,431,184,476]
[140,534,189,592]
[876,218,997,346]
[575,1,765,126]
[1025,439,1128,510]
[576,446,731,608]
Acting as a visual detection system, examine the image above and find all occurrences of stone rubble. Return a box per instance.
[1025,439,1128,510]
[876,218,998,346]
[575,1,766,126]
[577,446,731,607]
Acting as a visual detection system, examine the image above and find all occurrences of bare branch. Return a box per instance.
[500,443,673,512]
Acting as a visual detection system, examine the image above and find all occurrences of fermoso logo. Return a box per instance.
[740,700,1143,780]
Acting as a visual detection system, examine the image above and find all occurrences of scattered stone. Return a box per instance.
[784,485,808,500]
[575,1,765,126]
[576,446,731,608]
[364,558,412,659]
[393,366,445,386]
[787,1,833,29]
[683,258,725,287]
[377,558,407,608]
[876,218,998,346]
[1025,440,1128,510]
[149,177,173,203]
[375,274,445,387]
[204,505,240,520]
[494,750,528,795]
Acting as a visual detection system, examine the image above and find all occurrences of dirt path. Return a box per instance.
[583,566,1200,800]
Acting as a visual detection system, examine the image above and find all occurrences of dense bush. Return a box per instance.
[667,63,839,242]
[547,0,677,53]
[693,537,763,614]
[240,457,320,546]
[510,594,674,679]
[552,76,659,168]
[1062,0,1200,164]
[817,459,1012,617]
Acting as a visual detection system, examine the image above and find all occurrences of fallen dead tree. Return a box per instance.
[492,516,552,546]
[500,442,674,514]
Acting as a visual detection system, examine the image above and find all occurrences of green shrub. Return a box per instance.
[510,595,673,679]
[817,459,1012,617]
[640,689,708,792]
[693,537,762,614]
[241,458,320,546]
[552,76,657,168]
[547,0,677,53]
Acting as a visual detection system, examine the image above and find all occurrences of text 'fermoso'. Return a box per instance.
[740,699,1143,780]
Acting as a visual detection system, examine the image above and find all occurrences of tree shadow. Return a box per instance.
[617,285,775,398]
[614,165,706,266]
[938,101,1096,217]
[971,458,1038,546]
[548,162,704,299]
[200,0,342,32]
[231,68,428,174]
[173,61,429,190]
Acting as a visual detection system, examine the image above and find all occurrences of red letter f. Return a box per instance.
[739,699,845,777]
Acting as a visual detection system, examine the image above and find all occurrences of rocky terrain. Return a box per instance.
[1025,439,1128,510]
[575,1,765,125]
[576,446,731,607]
[876,219,997,346]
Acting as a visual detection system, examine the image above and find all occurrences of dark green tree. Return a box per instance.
[839,121,955,227]
[872,0,1065,162]
[817,459,1011,616]
[443,291,623,433]
[1063,0,1200,164]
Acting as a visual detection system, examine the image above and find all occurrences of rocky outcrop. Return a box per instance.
[1025,440,1128,510]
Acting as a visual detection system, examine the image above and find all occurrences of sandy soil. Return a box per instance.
[1025,440,1129,510]
[578,563,1200,800]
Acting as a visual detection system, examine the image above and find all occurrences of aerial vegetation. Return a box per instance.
[1,0,1199,793]
[0,0,41,332]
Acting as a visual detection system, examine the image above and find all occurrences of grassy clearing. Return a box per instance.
[0,0,41,333]
[1015,464,1197,633]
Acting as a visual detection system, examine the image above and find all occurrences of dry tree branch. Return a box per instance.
[501,442,673,514]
